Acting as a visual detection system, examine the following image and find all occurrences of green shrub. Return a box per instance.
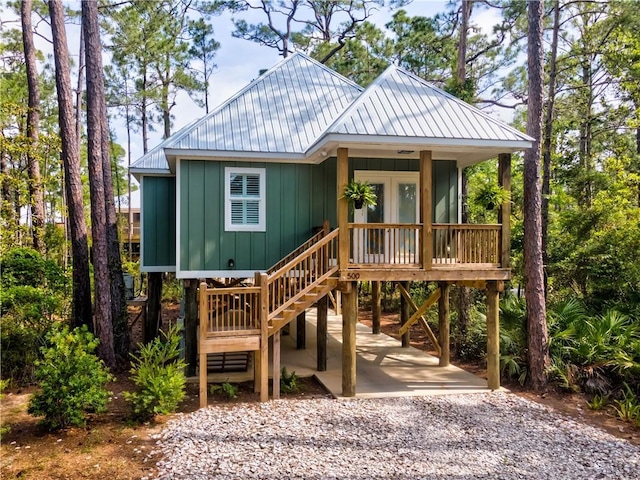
[27,325,114,431]
[0,379,10,439]
[210,382,239,399]
[1,248,70,385]
[280,367,299,394]
[124,325,186,421]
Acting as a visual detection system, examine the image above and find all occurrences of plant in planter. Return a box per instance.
[342,180,377,209]
[473,183,511,211]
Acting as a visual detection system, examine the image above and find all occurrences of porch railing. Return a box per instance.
[199,285,261,338]
[433,224,501,266]
[348,223,502,267]
[348,223,421,266]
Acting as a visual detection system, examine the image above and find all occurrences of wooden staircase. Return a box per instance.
[198,225,339,406]
[268,277,337,336]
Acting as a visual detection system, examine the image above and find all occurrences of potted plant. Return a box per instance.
[342,180,377,209]
[474,183,511,211]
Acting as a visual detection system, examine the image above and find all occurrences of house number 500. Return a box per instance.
[346,272,360,280]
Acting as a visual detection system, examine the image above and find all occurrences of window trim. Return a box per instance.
[224,167,266,232]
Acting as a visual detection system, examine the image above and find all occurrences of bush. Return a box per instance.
[1,248,70,385]
[124,325,186,421]
[280,367,299,394]
[210,382,239,400]
[27,325,114,431]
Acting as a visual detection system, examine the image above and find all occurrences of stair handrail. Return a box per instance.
[266,228,339,319]
[266,221,330,275]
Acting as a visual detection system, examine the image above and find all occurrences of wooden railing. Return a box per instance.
[433,224,501,266]
[199,285,261,338]
[267,223,328,274]
[347,223,502,267]
[199,225,338,338]
[348,223,421,266]
[267,229,339,319]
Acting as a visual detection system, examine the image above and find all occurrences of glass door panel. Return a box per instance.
[395,182,417,263]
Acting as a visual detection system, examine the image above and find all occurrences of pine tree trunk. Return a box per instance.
[98,85,129,358]
[524,0,550,391]
[20,0,45,253]
[82,0,116,368]
[542,0,560,297]
[49,0,93,331]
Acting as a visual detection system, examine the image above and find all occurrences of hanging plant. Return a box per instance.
[474,183,511,211]
[342,180,377,209]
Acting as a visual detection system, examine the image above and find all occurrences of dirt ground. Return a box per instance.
[1,305,638,480]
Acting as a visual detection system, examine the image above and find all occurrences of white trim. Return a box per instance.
[224,167,266,232]
[139,175,145,269]
[457,167,463,223]
[176,158,182,274]
[166,149,307,161]
[141,265,176,273]
[176,269,261,279]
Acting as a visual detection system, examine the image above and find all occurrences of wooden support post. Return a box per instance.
[486,281,500,390]
[198,281,208,409]
[498,153,511,269]
[296,311,306,349]
[317,294,328,371]
[420,151,433,270]
[257,273,269,402]
[371,281,381,334]
[273,330,281,399]
[253,351,261,393]
[337,147,349,271]
[184,279,198,377]
[400,281,410,347]
[335,290,342,315]
[342,282,357,397]
[438,282,451,367]
[145,272,163,342]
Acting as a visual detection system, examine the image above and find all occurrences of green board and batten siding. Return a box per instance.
[141,176,176,270]
[141,157,457,274]
[178,160,336,274]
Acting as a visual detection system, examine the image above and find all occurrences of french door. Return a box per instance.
[353,172,419,264]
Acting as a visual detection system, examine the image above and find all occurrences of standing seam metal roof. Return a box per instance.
[170,53,363,154]
[327,66,531,142]
[131,53,532,173]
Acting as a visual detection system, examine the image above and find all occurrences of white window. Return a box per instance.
[224,167,266,232]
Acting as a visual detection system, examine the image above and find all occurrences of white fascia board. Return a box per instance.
[130,168,172,182]
[176,270,263,279]
[166,150,315,164]
[315,134,533,151]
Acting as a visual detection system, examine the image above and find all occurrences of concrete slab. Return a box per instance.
[204,308,499,399]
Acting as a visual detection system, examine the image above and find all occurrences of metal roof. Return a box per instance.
[169,53,361,154]
[326,66,533,143]
[131,54,532,174]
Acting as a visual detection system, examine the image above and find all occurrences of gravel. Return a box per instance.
[144,392,640,480]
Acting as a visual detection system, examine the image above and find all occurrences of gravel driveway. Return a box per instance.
[145,392,639,480]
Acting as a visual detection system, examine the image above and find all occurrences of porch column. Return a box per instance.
[420,151,433,269]
[498,153,511,269]
[486,281,500,390]
[273,330,281,399]
[317,294,328,371]
[371,281,381,334]
[438,282,450,367]
[342,282,357,397]
[337,147,349,271]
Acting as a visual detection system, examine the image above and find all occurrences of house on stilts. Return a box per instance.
[130,52,533,408]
